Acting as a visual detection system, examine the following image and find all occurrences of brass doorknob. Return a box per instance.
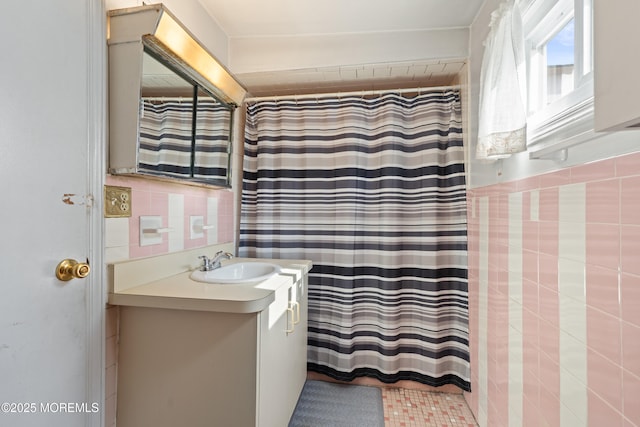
[56,258,91,281]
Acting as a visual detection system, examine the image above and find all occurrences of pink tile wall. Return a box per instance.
[467,196,480,418]
[106,175,235,258]
[466,150,640,426]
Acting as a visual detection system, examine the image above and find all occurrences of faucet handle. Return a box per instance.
[198,255,211,271]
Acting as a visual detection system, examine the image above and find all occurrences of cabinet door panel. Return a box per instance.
[258,279,308,427]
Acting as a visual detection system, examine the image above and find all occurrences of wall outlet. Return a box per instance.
[104,185,132,218]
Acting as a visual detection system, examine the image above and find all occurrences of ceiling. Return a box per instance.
[197,0,485,97]
[198,0,483,38]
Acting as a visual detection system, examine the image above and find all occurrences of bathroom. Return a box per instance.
[1,0,638,426]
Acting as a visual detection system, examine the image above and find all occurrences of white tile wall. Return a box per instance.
[530,189,539,222]
[105,217,129,263]
[508,193,524,427]
[558,183,588,426]
[207,197,219,245]
[168,193,185,252]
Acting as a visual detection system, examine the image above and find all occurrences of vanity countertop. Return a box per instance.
[108,251,312,314]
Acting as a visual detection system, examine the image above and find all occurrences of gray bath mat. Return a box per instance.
[288,380,384,427]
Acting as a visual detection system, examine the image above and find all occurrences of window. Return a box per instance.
[522,0,594,157]
[546,18,575,104]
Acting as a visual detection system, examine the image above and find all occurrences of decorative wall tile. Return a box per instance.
[168,193,185,252]
[620,273,640,327]
[622,369,640,425]
[615,151,640,178]
[586,223,620,270]
[621,177,640,225]
[586,179,620,224]
[207,197,219,245]
[621,225,640,276]
[587,348,623,412]
[105,175,234,260]
[586,264,621,318]
[587,306,622,364]
[571,158,616,184]
[467,150,640,426]
[621,322,640,379]
[587,390,624,427]
[559,365,588,425]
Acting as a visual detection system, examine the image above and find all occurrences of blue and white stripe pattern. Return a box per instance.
[240,90,470,391]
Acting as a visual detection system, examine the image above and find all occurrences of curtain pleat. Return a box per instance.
[139,100,193,177]
[194,100,231,180]
[240,90,470,391]
[139,99,230,181]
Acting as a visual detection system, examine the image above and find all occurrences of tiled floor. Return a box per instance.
[382,388,478,427]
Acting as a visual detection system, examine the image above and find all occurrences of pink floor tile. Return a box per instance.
[382,388,478,427]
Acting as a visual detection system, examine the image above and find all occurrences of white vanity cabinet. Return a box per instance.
[112,259,310,427]
[258,271,308,426]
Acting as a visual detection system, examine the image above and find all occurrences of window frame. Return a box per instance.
[522,0,594,158]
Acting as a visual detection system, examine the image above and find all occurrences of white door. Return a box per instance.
[0,1,104,427]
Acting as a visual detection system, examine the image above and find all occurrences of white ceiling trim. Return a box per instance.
[229,28,469,74]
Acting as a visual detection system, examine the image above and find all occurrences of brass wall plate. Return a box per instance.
[104,185,132,218]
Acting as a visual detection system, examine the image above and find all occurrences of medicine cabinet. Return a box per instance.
[107,4,246,187]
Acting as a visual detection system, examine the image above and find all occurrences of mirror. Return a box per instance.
[138,50,232,184]
[107,4,246,188]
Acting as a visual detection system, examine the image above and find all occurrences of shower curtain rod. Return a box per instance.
[244,84,461,103]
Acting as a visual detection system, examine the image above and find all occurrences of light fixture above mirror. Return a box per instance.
[107,4,246,187]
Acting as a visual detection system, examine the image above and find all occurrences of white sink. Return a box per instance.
[190,262,281,284]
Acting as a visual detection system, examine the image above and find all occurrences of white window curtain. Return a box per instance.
[476,0,527,159]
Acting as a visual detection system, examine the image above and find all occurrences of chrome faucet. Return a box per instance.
[198,251,233,271]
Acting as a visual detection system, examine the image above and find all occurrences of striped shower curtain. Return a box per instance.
[139,99,193,177]
[139,99,230,181]
[240,90,471,391]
